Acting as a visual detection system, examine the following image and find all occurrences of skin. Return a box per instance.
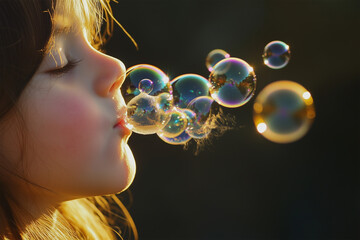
[0,19,135,216]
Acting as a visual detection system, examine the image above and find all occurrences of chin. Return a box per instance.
[105,143,136,195]
[119,143,136,192]
[89,143,136,197]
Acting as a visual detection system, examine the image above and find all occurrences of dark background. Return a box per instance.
[106,0,359,239]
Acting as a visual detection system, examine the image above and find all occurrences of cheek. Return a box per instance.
[27,85,107,166]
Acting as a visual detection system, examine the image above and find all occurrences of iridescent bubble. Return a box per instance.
[158,108,188,138]
[253,80,315,143]
[181,108,196,130]
[126,92,170,135]
[156,92,173,113]
[121,64,173,134]
[138,79,154,94]
[209,57,256,108]
[263,40,290,69]
[205,49,230,72]
[171,74,211,109]
[122,64,172,103]
[157,131,192,145]
[186,96,214,139]
[157,108,196,144]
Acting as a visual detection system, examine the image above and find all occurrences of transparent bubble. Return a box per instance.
[263,40,290,69]
[157,131,192,145]
[181,108,196,130]
[205,49,230,72]
[157,108,196,145]
[209,57,256,108]
[186,96,214,139]
[253,80,315,143]
[138,79,154,94]
[121,64,173,134]
[126,92,170,135]
[158,108,188,138]
[171,74,211,109]
[122,64,171,102]
[156,92,174,113]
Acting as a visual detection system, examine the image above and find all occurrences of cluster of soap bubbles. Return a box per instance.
[122,64,173,135]
[121,50,257,144]
[121,40,315,145]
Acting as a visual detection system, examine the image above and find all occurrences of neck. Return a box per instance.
[5,179,66,229]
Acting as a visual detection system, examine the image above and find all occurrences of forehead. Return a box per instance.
[42,14,85,57]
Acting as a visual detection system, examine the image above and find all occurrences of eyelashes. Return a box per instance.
[47,59,82,76]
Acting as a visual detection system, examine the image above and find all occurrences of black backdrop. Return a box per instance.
[105,0,358,239]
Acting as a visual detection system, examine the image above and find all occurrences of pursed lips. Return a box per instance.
[113,106,128,129]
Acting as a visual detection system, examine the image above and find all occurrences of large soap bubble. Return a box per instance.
[171,74,211,109]
[121,64,173,134]
[186,96,214,139]
[126,93,171,134]
[263,40,291,69]
[253,80,315,143]
[205,49,230,72]
[209,57,256,108]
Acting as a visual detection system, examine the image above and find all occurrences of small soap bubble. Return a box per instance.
[253,80,315,143]
[209,57,256,108]
[122,64,173,134]
[157,131,192,145]
[138,79,154,94]
[263,40,290,69]
[171,74,211,109]
[126,92,170,135]
[206,49,230,72]
[186,96,214,139]
[157,108,196,145]
[158,108,188,138]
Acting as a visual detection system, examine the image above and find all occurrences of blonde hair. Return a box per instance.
[19,195,137,240]
[49,0,137,51]
[0,0,138,239]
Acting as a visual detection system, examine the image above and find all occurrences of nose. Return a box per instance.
[92,50,126,97]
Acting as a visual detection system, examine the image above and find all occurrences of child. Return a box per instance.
[0,0,138,239]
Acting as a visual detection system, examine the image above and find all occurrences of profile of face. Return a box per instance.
[0,16,136,203]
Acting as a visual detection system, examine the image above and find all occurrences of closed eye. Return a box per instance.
[46,59,82,76]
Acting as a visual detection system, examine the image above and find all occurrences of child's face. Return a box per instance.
[1,21,136,201]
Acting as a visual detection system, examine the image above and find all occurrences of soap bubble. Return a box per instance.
[158,108,188,138]
[157,108,197,144]
[157,131,192,145]
[182,108,196,129]
[122,64,172,103]
[206,49,230,72]
[121,64,173,134]
[209,57,256,108]
[263,40,290,69]
[253,80,315,143]
[156,92,173,112]
[186,96,214,138]
[171,74,211,109]
[138,79,154,94]
[126,92,171,135]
